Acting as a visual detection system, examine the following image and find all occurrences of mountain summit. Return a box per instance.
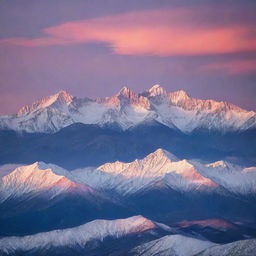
[148,84,168,96]
[116,86,136,98]
[17,90,73,116]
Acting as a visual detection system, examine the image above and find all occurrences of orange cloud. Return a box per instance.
[201,59,256,75]
[1,8,256,56]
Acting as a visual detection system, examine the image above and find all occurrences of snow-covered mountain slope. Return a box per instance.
[194,160,256,195]
[0,151,218,203]
[3,149,255,199]
[70,149,256,196]
[0,162,95,203]
[0,216,163,254]
[68,149,218,195]
[0,162,139,237]
[0,164,21,178]
[144,85,256,133]
[0,85,255,133]
[130,234,215,256]
[196,238,256,256]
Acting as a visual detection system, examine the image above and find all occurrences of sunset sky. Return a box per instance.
[1,0,256,114]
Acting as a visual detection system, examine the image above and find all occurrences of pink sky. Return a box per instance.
[0,0,256,114]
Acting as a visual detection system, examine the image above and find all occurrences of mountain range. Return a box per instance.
[1,85,255,133]
[0,85,255,255]
[1,149,256,236]
[0,86,255,169]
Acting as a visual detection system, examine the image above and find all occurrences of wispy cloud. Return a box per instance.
[1,8,256,56]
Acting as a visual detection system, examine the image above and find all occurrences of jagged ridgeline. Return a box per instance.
[0,85,255,169]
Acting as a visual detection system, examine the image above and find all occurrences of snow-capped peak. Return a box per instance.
[98,86,152,118]
[0,216,157,253]
[71,149,217,195]
[1,84,255,133]
[148,85,190,102]
[97,148,180,179]
[54,90,73,104]
[144,148,179,162]
[17,90,73,116]
[116,86,136,99]
[1,162,67,188]
[0,162,92,201]
[169,90,190,103]
[193,160,256,195]
[148,84,168,96]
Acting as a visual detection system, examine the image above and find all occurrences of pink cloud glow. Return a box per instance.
[1,8,256,56]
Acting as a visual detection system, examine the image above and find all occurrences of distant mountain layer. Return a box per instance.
[0,215,215,256]
[0,216,163,255]
[1,150,256,237]
[71,148,256,196]
[0,85,255,133]
[0,214,255,256]
[2,149,256,198]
